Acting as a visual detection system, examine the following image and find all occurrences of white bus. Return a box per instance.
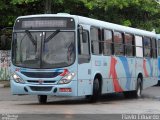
[10,13,158,103]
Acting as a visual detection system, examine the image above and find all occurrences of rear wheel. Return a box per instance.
[123,77,142,98]
[38,95,47,104]
[86,78,100,102]
[156,81,160,86]
[134,77,142,98]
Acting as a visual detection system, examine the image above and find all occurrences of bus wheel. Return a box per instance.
[87,78,100,102]
[157,81,160,86]
[123,77,142,98]
[134,77,142,98]
[132,77,142,98]
[38,95,47,104]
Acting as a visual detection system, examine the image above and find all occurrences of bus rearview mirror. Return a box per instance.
[78,25,83,34]
[82,31,87,43]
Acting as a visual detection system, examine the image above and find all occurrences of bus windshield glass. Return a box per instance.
[12,31,75,68]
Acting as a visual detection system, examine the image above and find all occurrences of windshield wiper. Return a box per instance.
[25,30,37,45]
[44,29,60,43]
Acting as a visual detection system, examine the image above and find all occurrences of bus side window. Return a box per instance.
[151,38,157,58]
[114,31,124,56]
[143,37,151,58]
[135,36,143,57]
[124,33,135,57]
[91,27,101,55]
[78,30,90,64]
[103,29,113,55]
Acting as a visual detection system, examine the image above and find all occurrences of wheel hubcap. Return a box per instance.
[137,86,141,97]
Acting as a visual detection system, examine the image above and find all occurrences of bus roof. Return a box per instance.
[157,34,160,40]
[17,14,156,38]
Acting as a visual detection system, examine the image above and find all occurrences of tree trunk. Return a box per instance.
[45,0,52,14]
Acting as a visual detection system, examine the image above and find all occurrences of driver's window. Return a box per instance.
[78,29,90,64]
[80,30,89,55]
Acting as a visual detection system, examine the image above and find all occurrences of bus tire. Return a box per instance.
[157,81,160,86]
[134,77,142,98]
[87,78,100,102]
[123,77,142,98]
[38,95,47,104]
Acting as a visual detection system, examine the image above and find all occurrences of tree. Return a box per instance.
[0,0,159,33]
[45,0,52,14]
[81,0,160,32]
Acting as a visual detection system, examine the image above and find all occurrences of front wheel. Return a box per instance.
[38,95,47,104]
[86,78,100,102]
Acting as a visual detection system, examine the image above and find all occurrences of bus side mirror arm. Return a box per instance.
[78,24,83,34]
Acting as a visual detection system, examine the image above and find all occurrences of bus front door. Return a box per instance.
[77,25,92,96]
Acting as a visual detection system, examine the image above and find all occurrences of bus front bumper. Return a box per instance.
[10,80,78,96]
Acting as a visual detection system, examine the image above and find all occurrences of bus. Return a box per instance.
[157,34,160,85]
[10,13,158,103]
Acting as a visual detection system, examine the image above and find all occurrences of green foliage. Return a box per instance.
[80,0,160,33]
[11,0,38,4]
[122,20,132,26]
[0,0,159,33]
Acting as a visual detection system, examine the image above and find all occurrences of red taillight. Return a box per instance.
[59,88,72,92]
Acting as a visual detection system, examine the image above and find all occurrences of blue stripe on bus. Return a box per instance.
[147,58,153,77]
[119,57,132,90]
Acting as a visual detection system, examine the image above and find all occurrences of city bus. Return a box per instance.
[10,13,158,103]
[157,34,160,85]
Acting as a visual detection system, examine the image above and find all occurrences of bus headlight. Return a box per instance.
[12,73,25,84]
[58,72,76,84]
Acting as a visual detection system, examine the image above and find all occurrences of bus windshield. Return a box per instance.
[12,31,75,69]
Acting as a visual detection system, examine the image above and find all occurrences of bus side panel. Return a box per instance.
[151,58,157,88]
[96,56,114,94]
[152,58,158,85]
[117,56,136,91]
[77,62,92,96]
[139,58,158,89]
[77,56,158,96]
[102,56,136,94]
[158,57,160,80]
[88,55,116,94]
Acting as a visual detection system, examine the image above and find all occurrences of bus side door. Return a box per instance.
[77,25,92,96]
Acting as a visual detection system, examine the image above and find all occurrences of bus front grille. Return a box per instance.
[21,72,62,78]
[30,86,52,91]
[27,80,56,84]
